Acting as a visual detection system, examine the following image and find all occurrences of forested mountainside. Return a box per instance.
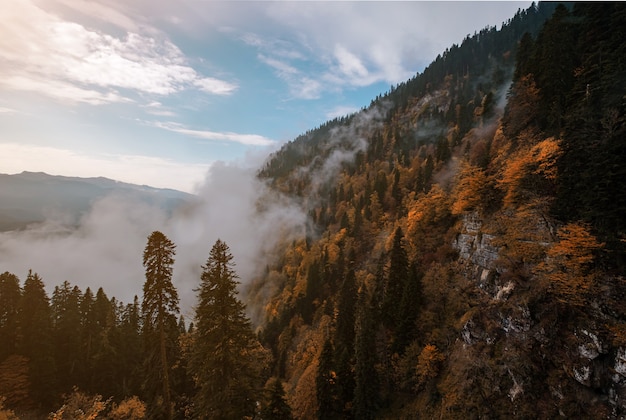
[1,2,625,419]
[251,2,626,418]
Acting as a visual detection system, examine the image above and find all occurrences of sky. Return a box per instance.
[0,0,531,193]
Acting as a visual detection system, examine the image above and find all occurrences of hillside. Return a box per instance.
[249,2,626,418]
[0,171,193,231]
[1,2,625,418]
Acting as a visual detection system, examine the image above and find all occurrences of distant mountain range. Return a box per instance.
[0,171,194,231]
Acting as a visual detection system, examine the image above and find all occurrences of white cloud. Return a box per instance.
[234,2,529,98]
[334,44,369,80]
[0,0,237,104]
[153,122,276,147]
[4,75,130,105]
[258,55,299,77]
[0,142,207,193]
[0,158,308,318]
[193,77,238,95]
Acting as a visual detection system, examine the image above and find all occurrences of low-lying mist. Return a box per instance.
[0,158,307,318]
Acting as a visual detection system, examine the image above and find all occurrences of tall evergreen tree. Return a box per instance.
[316,338,340,419]
[89,287,116,397]
[51,281,83,394]
[261,377,293,420]
[382,227,409,328]
[335,256,358,416]
[142,231,179,420]
[18,270,56,409]
[394,264,423,354]
[189,239,263,419]
[353,290,380,420]
[116,296,143,397]
[0,272,21,362]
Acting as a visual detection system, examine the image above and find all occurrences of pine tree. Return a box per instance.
[19,270,56,409]
[0,272,21,362]
[316,338,339,419]
[394,264,423,354]
[51,281,83,394]
[383,227,409,328]
[189,239,263,419]
[89,287,116,397]
[79,287,95,391]
[335,259,357,416]
[117,296,143,397]
[141,231,179,420]
[353,290,380,420]
[261,377,293,420]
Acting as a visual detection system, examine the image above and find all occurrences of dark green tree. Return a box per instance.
[142,231,179,420]
[0,272,21,362]
[18,270,56,408]
[51,281,83,394]
[382,227,409,328]
[189,239,264,419]
[261,377,293,420]
[336,265,357,356]
[393,264,423,354]
[316,338,340,419]
[335,257,358,416]
[302,259,322,324]
[353,290,380,420]
[87,287,117,396]
[116,296,143,397]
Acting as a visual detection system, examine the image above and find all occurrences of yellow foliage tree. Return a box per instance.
[416,344,446,387]
[536,222,604,306]
[451,163,490,215]
[499,137,561,208]
[406,185,452,262]
[48,388,108,420]
[108,396,147,420]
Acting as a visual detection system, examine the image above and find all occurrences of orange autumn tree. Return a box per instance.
[451,163,491,215]
[499,137,561,208]
[536,222,604,306]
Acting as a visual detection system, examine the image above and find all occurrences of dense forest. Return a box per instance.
[2,1,626,418]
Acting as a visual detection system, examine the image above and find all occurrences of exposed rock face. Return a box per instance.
[451,210,626,416]
[453,212,501,297]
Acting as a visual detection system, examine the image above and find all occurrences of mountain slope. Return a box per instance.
[0,171,193,231]
[249,2,626,418]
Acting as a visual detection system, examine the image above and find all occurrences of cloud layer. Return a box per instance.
[0,158,307,317]
[0,0,237,104]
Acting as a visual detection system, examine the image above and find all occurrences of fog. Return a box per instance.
[0,156,307,318]
[0,105,389,320]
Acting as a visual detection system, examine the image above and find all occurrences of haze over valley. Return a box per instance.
[1,2,625,419]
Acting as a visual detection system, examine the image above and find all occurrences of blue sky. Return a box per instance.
[0,0,530,193]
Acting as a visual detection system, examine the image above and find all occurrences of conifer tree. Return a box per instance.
[51,281,83,394]
[353,290,380,420]
[335,258,357,415]
[117,296,143,397]
[19,270,56,408]
[189,239,263,419]
[394,264,423,354]
[383,227,409,328]
[88,287,117,397]
[141,231,179,420]
[0,272,21,362]
[316,338,339,419]
[261,377,293,420]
